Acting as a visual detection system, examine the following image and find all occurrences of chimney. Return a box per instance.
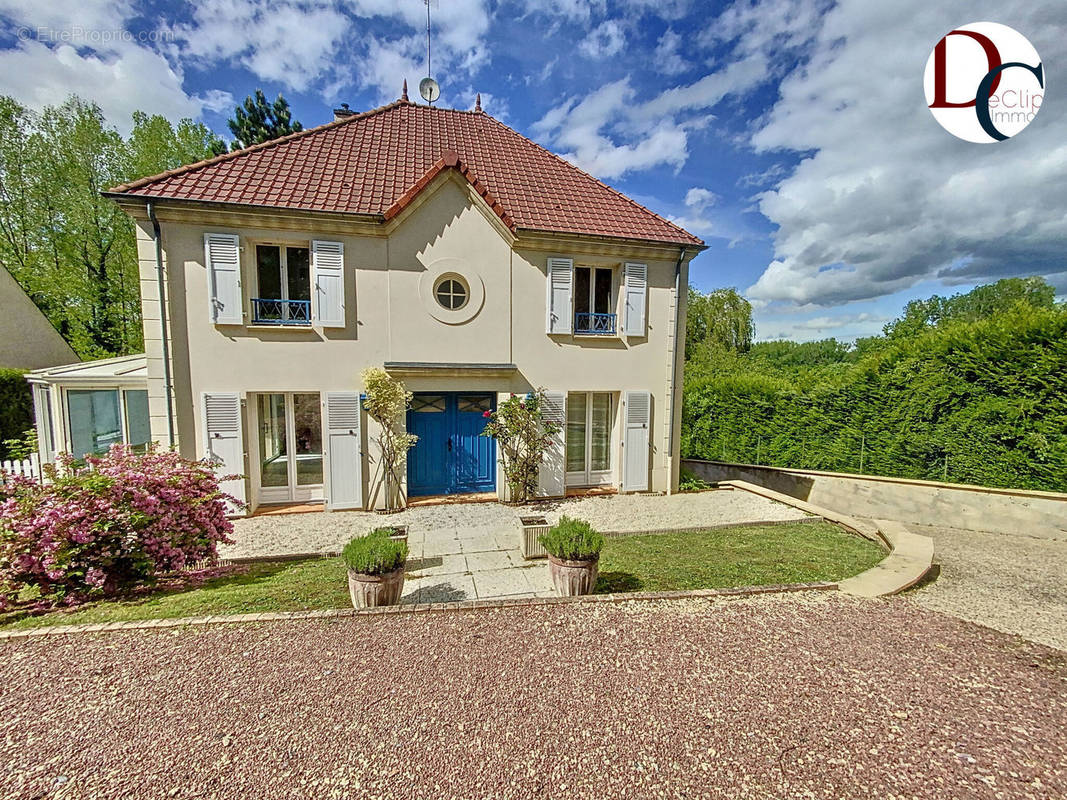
[333,102,355,122]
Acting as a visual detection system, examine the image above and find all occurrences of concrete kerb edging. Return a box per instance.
[0,582,838,640]
[719,480,935,598]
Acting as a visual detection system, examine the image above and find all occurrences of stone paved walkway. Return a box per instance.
[223,489,809,560]
[401,525,556,603]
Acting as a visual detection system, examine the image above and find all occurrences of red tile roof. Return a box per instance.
[108,101,703,247]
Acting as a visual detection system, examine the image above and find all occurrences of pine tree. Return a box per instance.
[226,90,304,150]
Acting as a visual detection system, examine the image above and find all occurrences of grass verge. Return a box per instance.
[595,521,884,593]
[0,521,883,631]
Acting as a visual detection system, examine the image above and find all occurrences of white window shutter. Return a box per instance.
[204,234,242,325]
[624,262,648,337]
[622,391,650,492]
[325,392,363,510]
[202,392,246,513]
[546,257,573,334]
[313,240,345,327]
[537,391,567,498]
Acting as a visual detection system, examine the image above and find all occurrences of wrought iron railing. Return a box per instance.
[251,298,312,326]
[574,312,617,335]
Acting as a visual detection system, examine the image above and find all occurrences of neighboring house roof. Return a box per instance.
[106,100,703,248]
[25,353,146,386]
[0,265,78,370]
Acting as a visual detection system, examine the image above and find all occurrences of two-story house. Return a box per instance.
[29,96,704,514]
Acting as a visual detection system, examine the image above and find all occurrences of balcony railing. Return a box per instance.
[251,298,312,326]
[574,312,617,335]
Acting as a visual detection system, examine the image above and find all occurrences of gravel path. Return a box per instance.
[908,524,1067,651]
[223,488,808,559]
[2,593,1063,800]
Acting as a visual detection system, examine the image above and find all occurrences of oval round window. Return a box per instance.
[434,277,468,310]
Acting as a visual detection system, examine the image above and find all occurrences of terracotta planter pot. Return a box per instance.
[547,554,600,596]
[347,565,406,608]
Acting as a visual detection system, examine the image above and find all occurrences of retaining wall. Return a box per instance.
[682,460,1066,539]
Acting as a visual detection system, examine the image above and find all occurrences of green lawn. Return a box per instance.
[0,521,883,631]
[595,521,885,593]
[0,559,352,632]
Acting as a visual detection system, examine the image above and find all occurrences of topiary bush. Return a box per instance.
[0,445,238,607]
[538,515,604,561]
[342,529,408,575]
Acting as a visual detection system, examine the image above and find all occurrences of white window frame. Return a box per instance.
[572,265,616,335]
[249,391,325,506]
[60,386,150,458]
[565,391,615,487]
[251,240,312,324]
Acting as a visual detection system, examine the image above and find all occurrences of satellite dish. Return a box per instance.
[419,77,440,103]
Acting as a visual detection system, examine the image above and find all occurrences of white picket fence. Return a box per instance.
[1,454,41,483]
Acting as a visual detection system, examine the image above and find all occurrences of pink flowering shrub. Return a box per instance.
[0,445,239,607]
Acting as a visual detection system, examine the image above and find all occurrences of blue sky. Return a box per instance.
[0,0,1063,341]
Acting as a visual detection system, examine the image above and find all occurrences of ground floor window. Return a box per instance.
[66,388,150,459]
[256,392,323,503]
[566,392,613,485]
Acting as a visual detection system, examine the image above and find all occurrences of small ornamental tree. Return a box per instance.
[361,367,418,511]
[0,445,237,607]
[480,390,562,504]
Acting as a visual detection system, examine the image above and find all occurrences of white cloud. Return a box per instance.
[579,20,626,59]
[0,0,134,35]
[745,0,1067,306]
[0,0,229,132]
[532,0,823,180]
[685,187,718,208]
[532,78,691,179]
[171,0,350,93]
[519,0,606,26]
[653,30,688,76]
[337,0,491,104]
[668,186,719,237]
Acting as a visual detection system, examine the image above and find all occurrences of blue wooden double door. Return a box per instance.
[407,392,497,496]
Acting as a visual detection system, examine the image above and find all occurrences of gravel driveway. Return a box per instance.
[1,593,1063,800]
[908,524,1067,651]
[223,488,808,559]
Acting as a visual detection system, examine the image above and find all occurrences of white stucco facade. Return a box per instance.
[111,169,696,513]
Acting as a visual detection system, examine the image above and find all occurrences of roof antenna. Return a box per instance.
[419,0,441,105]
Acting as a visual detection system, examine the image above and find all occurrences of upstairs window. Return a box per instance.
[253,244,311,325]
[574,266,615,335]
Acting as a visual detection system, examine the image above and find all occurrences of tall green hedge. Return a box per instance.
[682,303,1067,492]
[0,369,33,459]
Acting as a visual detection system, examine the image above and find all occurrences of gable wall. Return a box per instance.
[0,265,78,370]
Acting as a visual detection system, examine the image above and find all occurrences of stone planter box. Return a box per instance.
[548,554,599,596]
[519,515,550,560]
[347,565,406,608]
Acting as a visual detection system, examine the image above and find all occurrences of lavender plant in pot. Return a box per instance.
[539,516,604,596]
[342,529,409,608]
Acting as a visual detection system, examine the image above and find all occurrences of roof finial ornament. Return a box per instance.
[475,93,482,112]
[401,79,409,102]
